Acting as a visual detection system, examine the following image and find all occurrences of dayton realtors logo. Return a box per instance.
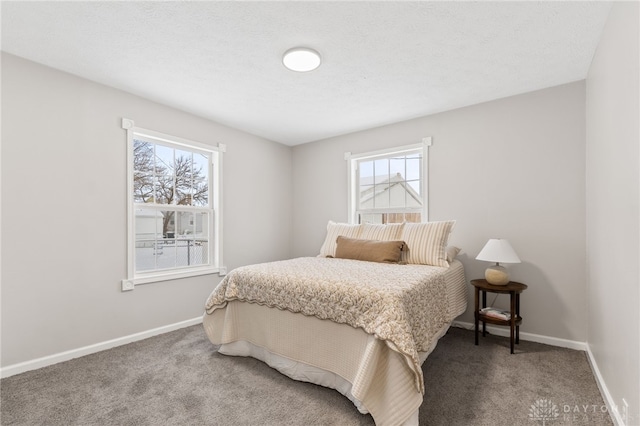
[529,399,560,425]
[529,398,611,424]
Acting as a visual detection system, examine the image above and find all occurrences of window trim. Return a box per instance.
[121,118,225,290]
[346,138,431,224]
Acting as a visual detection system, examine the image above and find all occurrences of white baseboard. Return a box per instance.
[1,316,204,379]
[451,320,588,351]
[2,316,623,426]
[585,345,626,426]
[451,321,626,424]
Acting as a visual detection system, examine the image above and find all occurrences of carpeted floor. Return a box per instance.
[1,325,612,425]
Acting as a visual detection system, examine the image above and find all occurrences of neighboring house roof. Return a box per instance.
[359,173,422,206]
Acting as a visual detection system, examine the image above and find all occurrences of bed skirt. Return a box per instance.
[203,302,452,426]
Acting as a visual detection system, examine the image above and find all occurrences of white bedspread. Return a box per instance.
[204,258,467,426]
[205,257,451,393]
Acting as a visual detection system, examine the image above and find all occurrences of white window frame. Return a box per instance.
[121,118,225,290]
[346,138,431,224]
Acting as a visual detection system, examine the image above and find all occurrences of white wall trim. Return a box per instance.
[451,320,587,351]
[1,316,622,426]
[0,316,204,379]
[122,118,224,288]
[585,344,626,426]
[452,321,624,424]
[345,140,430,224]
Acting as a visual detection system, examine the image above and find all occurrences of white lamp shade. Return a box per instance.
[476,239,521,264]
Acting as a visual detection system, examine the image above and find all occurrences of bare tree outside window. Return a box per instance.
[123,119,221,284]
[133,140,209,236]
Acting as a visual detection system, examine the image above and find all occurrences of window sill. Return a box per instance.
[122,266,226,290]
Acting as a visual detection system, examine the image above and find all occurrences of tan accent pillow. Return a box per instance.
[335,236,405,264]
[319,221,363,257]
[360,222,405,241]
[401,221,456,267]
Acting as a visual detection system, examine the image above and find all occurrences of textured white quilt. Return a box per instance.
[205,256,451,394]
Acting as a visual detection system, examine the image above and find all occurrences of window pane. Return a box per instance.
[136,210,209,271]
[384,212,422,223]
[133,211,210,271]
[407,180,421,194]
[359,213,383,224]
[359,184,374,209]
[133,140,155,203]
[358,212,423,225]
[155,144,174,172]
[389,181,407,208]
[373,184,390,208]
[134,207,163,272]
[359,160,374,180]
[173,237,209,267]
[175,238,192,267]
[162,210,176,238]
[193,152,209,206]
[193,211,209,239]
[154,144,175,205]
[174,211,190,236]
[172,211,209,267]
[135,141,210,208]
[405,212,422,223]
[130,128,219,278]
[373,159,389,184]
[406,155,421,181]
[155,237,177,270]
[133,171,153,203]
[389,156,405,177]
[385,213,404,224]
[135,209,208,272]
[351,146,425,228]
[175,149,193,206]
[192,212,210,266]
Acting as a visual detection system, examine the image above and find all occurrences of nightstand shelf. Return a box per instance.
[477,313,523,327]
[471,279,528,354]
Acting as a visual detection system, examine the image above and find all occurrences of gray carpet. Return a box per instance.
[1,325,612,425]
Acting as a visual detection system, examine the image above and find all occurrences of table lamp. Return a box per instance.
[476,239,521,285]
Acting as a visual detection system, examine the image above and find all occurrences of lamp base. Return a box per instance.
[485,264,510,285]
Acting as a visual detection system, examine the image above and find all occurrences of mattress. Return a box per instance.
[203,259,466,426]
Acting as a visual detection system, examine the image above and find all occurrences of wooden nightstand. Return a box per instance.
[471,279,528,354]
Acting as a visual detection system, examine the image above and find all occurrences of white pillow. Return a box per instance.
[446,246,461,263]
[401,221,456,267]
[319,221,363,257]
[359,222,405,241]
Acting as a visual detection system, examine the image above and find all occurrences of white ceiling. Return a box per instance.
[1,1,611,146]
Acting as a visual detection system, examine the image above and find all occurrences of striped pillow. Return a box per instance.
[319,221,363,257]
[401,221,456,267]
[360,222,405,241]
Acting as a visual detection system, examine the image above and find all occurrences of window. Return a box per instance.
[122,118,224,288]
[347,139,431,224]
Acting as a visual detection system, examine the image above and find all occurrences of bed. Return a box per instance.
[203,221,466,426]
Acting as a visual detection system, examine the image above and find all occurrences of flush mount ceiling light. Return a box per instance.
[282,47,321,72]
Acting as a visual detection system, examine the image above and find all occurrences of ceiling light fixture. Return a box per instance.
[282,47,321,72]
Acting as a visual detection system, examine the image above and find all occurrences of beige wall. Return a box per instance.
[292,81,587,342]
[586,2,640,423]
[4,12,638,417]
[1,53,293,366]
